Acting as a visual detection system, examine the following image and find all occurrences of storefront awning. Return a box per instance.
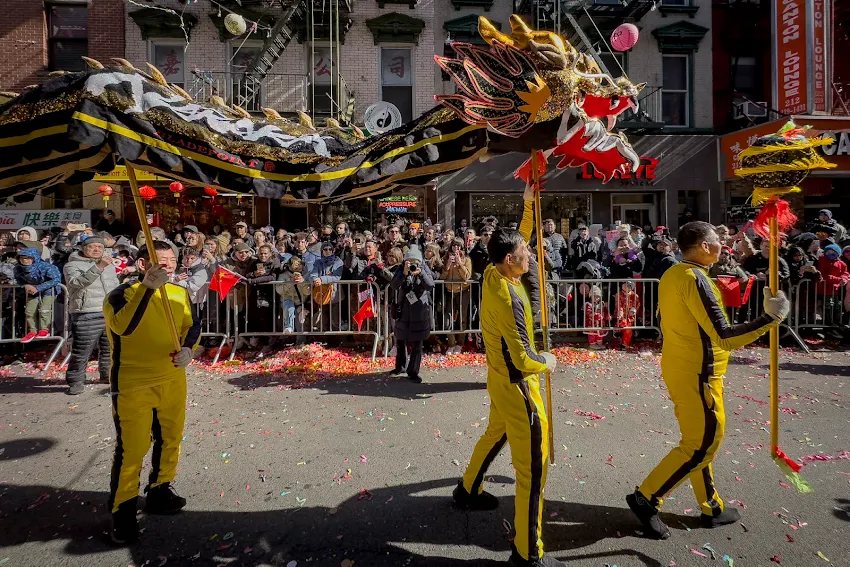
[718,116,850,180]
[436,134,717,192]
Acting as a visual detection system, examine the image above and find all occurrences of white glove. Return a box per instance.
[141,264,169,290]
[171,347,193,368]
[763,289,790,321]
[540,351,557,372]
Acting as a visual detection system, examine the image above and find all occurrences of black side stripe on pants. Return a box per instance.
[149,408,163,488]
[518,380,544,560]
[109,331,122,394]
[108,395,123,511]
[470,433,508,496]
[652,326,719,500]
[702,467,722,517]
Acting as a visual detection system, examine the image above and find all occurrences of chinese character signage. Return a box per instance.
[313,47,334,85]
[154,44,184,85]
[772,0,832,115]
[381,49,411,87]
[0,210,91,230]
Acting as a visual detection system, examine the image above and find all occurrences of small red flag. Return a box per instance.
[352,297,375,330]
[209,266,243,301]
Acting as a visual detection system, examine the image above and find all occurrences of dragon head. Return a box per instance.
[435,15,640,180]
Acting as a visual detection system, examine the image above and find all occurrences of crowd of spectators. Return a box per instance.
[2,205,850,365]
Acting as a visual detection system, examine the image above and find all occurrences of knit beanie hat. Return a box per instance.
[404,245,423,263]
[824,244,841,256]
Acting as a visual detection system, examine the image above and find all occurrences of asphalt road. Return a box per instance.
[1,344,849,567]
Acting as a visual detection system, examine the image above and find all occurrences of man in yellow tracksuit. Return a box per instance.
[104,241,200,545]
[627,221,790,539]
[453,223,561,567]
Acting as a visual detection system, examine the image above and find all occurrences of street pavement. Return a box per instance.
[0,344,849,567]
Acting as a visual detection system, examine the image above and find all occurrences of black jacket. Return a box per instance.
[390,264,435,342]
[468,242,490,279]
[570,237,598,270]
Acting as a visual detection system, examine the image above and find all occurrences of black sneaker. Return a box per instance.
[110,498,139,546]
[508,547,567,567]
[700,506,741,528]
[626,488,671,539]
[66,383,85,395]
[453,480,499,511]
[144,483,186,515]
[407,374,423,383]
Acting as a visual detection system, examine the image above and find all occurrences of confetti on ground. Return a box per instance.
[817,552,830,562]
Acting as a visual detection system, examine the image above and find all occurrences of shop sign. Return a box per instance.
[772,0,832,115]
[94,166,168,182]
[378,195,418,213]
[821,131,850,156]
[0,209,91,230]
[580,157,658,180]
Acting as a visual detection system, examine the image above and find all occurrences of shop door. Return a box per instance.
[614,204,656,230]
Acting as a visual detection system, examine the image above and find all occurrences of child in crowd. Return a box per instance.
[584,285,609,350]
[275,257,311,334]
[616,281,640,347]
[14,247,62,343]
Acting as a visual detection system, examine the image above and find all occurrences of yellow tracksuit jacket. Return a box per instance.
[104,281,200,512]
[639,261,777,516]
[462,261,551,561]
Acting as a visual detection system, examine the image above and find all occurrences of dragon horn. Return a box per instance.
[210,95,227,107]
[231,104,252,118]
[509,15,533,35]
[263,107,282,120]
[81,57,104,70]
[171,84,193,101]
[478,17,512,46]
[146,63,169,87]
[635,82,647,93]
[111,58,135,69]
[326,118,341,128]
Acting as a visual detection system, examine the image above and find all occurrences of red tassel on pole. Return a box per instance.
[752,196,798,241]
[513,150,547,185]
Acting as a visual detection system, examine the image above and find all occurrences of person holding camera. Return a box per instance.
[389,246,434,383]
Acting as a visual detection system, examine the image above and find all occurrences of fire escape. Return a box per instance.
[515,0,661,130]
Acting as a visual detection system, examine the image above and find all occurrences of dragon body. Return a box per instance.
[0,16,641,203]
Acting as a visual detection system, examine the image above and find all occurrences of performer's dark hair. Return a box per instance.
[678,221,716,252]
[137,241,177,266]
[488,228,525,264]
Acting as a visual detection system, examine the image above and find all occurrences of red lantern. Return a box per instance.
[139,185,157,201]
[97,184,114,206]
[204,186,218,197]
[169,181,185,199]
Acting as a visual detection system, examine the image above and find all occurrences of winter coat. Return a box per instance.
[543,231,568,272]
[521,254,542,322]
[13,248,62,296]
[309,254,344,303]
[360,257,395,288]
[608,248,642,279]
[441,255,472,293]
[274,271,312,306]
[742,252,790,282]
[222,254,255,309]
[570,236,598,270]
[63,250,121,313]
[390,263,435,342]
[708,263,748,282]
[16,227,51,262]
[616,290,640,325]
[290,249,319,277]
[176,258,211,304]
[642,249,678,280]
[816,256,849,296]
[468,242,490,280]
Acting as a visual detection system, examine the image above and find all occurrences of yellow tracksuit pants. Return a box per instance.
[109,377,187,513]
[463,372,549,560]
[638,366,726,516]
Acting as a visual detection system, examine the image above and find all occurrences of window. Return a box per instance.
[381,48,413,123]
[662,55,689,126]
[151,42,185,89]
[311,46,336,116]
[731,56,759,99]
[48,4,88,72]
[230,44,263,112]
[598,51,625,78]
[662,0,688,5]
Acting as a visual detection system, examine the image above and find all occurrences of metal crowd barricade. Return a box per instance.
[228,280,382,361]
[196,287,230,365]
[383,279,482,357]
[0,284,69,376]
[547,277,662,336]
[715,278,807,351]
[793,278,849,340]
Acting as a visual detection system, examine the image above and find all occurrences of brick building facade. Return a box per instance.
[0,0,125,93]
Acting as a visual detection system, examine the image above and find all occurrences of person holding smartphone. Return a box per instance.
[389,246,434,383]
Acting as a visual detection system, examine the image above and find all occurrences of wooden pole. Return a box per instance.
[530,152,555,465]
[769,213,779,453]
[125,164,182,352]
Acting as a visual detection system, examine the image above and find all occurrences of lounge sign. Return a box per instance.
[581,157,658,180]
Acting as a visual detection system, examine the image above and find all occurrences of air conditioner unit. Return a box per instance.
[736,101,768,118]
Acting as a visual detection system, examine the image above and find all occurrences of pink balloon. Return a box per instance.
[610,23,639,52]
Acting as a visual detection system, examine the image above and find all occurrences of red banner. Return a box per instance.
[774,0,808,115]
[812,0,828,112]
